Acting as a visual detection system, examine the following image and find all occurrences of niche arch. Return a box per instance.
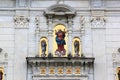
[72,37,81,57]
[39,37,48,57]
[53,24,68,57]
[44,4,76,56]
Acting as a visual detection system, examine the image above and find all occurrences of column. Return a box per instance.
[47,15,53,54]
[67,16,73,55]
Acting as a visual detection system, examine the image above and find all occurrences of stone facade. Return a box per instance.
[0,0,120,80]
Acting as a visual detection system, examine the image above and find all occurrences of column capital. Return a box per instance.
[14,15,30,29]
[91,16,106,29]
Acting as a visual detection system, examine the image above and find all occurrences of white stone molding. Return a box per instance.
[91,17,106,29]
[14,15,30,28]
[45,4,76,13]
[80,16,85,35]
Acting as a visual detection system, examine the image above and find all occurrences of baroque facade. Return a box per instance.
[0,0,120,80]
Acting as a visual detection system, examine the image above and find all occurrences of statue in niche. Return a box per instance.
[41,40,47,57]
[0,70,3,80]
[55,29,66,57]
[74,40,80,57]
[118,70,120,80]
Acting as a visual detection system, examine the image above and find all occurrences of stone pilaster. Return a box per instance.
[91,10,107,80]
[14,15,29,80]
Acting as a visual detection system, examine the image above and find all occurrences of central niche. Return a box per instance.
[43,4,78,57]
[53,24,68,57]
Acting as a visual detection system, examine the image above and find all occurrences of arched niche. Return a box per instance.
[53,24,68,57]
[0,67,4,80]
[72,37,81,57]
[39,37,48,57]
[44,4,76,56]
[117,67,120,80]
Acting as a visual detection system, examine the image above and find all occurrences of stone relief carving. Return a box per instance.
[14,16,30,28]
[80,16,85,35]
[35,15,40,33]
[91,17,106,28]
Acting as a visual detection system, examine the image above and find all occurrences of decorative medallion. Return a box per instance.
[49,67,54,74]
[40,67,46,74]
[58,67,63,74]
[66,67,72,74]
[75,67,80,74]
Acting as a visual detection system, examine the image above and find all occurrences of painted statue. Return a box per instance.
[118,70,120,80]
[0,70,3,80]
[55,29,66,57]
[74,40,80,57]
[41,40,47,57]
